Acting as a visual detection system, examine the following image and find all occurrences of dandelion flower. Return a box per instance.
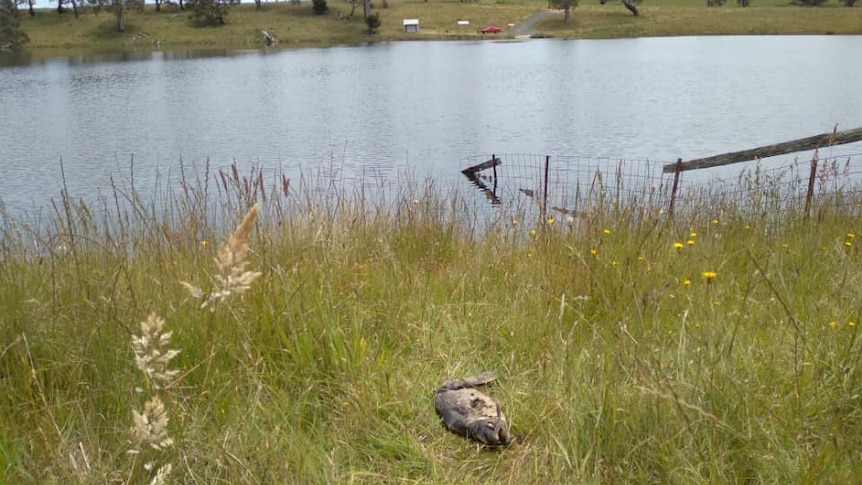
[511,219,518,226]
[848,233,856,239]
[413,199,420,205]
[530,229,537,236]
[674,242,684,250]
[200,240,208,247]
[702,271,717,280]
[590,248,598,256]
[712,219,719,225]
[690,232,697,238]
[849,321,857,327]
[603,228,611,235]
[845,241,853,248]
[566,216,575,226]
[687,239,695,246]
[683,279,691,286]
[782,243,789,249]
[829,321,838,329]
[547,217,556,225]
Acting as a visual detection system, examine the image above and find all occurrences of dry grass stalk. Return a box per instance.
[131,396,174,452]
[129,312,178,483]
[131,313,181,390]
[182,203,262,310]
[147,463,173,485]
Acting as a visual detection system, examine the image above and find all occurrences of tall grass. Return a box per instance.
[1,162,862,483]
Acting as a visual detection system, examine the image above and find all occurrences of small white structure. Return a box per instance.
[457,20,470,26]
[403,19,420,34]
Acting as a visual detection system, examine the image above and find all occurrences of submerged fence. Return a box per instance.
[461,128,862,225]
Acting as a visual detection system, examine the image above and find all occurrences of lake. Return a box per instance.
[2,36,862,217]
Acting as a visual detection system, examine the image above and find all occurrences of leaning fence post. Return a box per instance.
[492,154,498,182]
[804,155,818,220]
[543,155,550,221]
[668,158,683,219]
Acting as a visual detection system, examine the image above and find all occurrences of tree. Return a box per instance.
[599,0,641,16]
[550,0,577,22]
[0,0,28,50]
[106,0,143,33]
[15,0,35,17]
[187,0,232,25]
[52,0,80,17]
[621,0,640,15]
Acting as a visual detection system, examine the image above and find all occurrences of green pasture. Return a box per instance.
[13,0,862,55]
[2,164,862,483]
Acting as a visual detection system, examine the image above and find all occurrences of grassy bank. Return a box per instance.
[2,165,862,483]
[15,0,862,55]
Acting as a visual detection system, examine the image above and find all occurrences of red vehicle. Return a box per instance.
[481,26,502,34]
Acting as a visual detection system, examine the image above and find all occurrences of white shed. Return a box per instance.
[403,19,419,34]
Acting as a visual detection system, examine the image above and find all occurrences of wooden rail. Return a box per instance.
[662,126,862,173]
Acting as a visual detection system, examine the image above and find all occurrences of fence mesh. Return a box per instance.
[460,151,862,225]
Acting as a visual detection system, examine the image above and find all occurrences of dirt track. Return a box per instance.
[512,10,561,37]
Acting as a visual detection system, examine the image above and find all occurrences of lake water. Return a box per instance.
[2,36,862,217]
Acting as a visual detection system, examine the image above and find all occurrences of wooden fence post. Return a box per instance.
[543,155,550,221]
[668,158,682,219]
[804,155,818,220]
[492,154,498,182]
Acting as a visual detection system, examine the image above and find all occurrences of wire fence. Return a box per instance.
[460,150,862,225]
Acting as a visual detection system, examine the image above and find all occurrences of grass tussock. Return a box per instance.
[2,162,862,483]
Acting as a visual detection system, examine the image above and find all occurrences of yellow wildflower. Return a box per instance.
[674,242,684,249]
[547,217,556,225]
[702,271,717,280]
[683,279,691,286]
[603,229,611,235]
[590,248,598,256]
[687,239,695,246]
[830,321,838,329]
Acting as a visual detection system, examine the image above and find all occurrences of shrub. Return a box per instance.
[187,0,231,26]
[312,0,327,15]
[365,12,380,33]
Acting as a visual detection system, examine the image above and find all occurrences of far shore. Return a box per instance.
[7,0,862,60]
